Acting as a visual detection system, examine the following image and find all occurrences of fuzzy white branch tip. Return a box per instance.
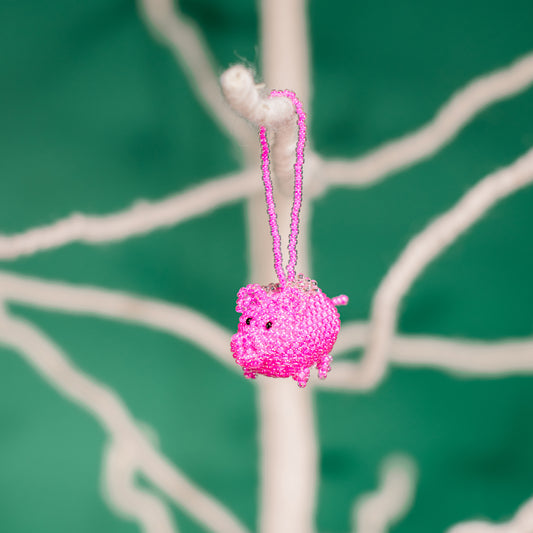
[220,65,295,128]
[353,454,418,533]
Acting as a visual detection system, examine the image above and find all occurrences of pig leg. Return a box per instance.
[294,367,311,388]
[243,370,257,380]
[317,354,332,379]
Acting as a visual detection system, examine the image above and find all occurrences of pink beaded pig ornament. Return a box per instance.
[230,90,348,388]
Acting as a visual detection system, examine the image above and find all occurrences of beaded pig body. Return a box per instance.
[231,276,347,387]
[232,89,347,387]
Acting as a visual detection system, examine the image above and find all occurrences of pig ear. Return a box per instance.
[236,284,266,313]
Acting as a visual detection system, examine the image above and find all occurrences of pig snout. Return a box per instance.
[230,331,263,367]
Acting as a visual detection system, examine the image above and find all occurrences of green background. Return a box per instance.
[1,0,532,531]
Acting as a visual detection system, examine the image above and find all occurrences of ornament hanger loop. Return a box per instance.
[259,90,306,286]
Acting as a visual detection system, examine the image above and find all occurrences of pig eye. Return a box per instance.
[265,321,273,330]
[245,317,252,325]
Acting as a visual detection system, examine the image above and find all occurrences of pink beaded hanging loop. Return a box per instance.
[259,90,306,286]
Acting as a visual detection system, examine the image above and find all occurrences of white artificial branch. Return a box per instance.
[0,270,235,372]
[319,321,533,391]
[447,494,533,533]
[339,146,533,391]
[321,52,533,187]
[352,454,417,533]
[137,0,254,155]
[138,448,249,533]
[257,380,317,533]
[259,0,310,106]
[0,170,255,261]
[103,441,179,533]
[0,309,249,533]
[246,2,318,533]
[389,335,533,375]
